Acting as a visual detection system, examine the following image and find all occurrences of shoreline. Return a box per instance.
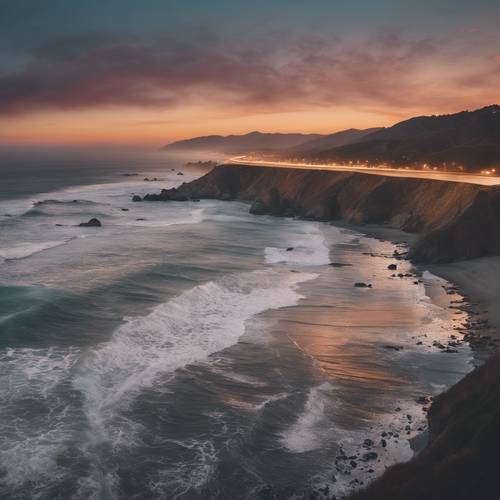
[329,222,499,499]
[140,163,500,498]
[337,220,500,358]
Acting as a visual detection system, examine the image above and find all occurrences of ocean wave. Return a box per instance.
[34,199,101,206]
[0,347,80,492]
[280,382,332,453]
[72,270,317,445]
[264,225,330,266]
[127,207,206,227]
[0,239,74,261]
[148,439,218,500]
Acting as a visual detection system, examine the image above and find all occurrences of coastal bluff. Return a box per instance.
[141,164,500,264]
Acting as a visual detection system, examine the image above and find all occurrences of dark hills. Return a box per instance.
[310,105,500,171]
[285,127,383,154]
[163,105,500,172]
[162,131,323,154]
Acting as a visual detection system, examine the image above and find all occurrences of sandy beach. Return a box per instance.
[341,221,500,358]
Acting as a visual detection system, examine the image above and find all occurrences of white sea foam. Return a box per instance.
[126,207,206,227]
[264,225,330,266]
[73,270,317,445]
[148,439,218,500]
[0,347,79,490]
[0,239,72,261]
[281,382,332,453]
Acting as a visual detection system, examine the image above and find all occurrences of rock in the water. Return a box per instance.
[143,188,188,201]
[132,195,142,202]
[329,262,353,267]
[177,171,184,175]
[249,200,269,215]
[79,218,101,227]
[121,208,129,211]
[354,282,372,288]
[362,452,378,461]
[416,396,431,405]
[286,247,294,252]
[388,263,397,270]
[384,344,403,351]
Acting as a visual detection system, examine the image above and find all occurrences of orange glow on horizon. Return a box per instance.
[0,103,463,147]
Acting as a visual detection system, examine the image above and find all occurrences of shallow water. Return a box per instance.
[0,149,473,499]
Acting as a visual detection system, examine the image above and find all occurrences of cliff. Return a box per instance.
[348,354,500,500]
[142,164,500,264]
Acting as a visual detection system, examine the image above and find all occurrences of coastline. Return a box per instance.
[138,163,500,498]
[304,220,500,499]
[336,221,500,350]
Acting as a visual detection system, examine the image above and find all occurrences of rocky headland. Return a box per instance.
[137,164,500,264]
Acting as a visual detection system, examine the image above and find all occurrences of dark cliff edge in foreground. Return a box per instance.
[349,354,500,500]
[141,164,500,499]
[141,164,500,264]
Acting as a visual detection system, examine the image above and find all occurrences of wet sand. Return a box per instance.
[339,221,500,348]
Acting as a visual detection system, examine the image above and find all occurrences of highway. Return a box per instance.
[229,157,500,186]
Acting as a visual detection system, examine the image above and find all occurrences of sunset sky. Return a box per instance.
[1,0,500,147]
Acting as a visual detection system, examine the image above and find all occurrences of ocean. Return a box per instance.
[0,148,473,499]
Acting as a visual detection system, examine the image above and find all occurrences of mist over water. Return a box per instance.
[0,150,473,499]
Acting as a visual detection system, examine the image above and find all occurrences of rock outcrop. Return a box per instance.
[142,164,500,264]
[79,218,101,227]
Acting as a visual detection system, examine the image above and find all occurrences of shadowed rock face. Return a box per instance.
[143,164,500,264]
[348,354,500,500]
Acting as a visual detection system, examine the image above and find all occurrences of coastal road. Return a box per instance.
[229,158,500,186]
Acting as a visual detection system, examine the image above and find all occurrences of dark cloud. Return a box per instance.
[0,32,498,117]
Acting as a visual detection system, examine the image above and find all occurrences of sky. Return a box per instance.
[1,0,499,147]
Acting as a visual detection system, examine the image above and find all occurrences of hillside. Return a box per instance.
[309,105,500,171]
[286,127,383,154]
[162,131,324,154]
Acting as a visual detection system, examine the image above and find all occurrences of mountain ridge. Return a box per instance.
[309,105,500,171]
[162,131,324,154]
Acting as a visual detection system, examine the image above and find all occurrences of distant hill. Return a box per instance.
[309,105,500,171]
[162,131,324,154]
[287,127,383,154]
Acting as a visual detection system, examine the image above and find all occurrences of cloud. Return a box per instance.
[0,31,498,117]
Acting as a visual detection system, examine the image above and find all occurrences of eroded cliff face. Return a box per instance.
[144,164,500,264]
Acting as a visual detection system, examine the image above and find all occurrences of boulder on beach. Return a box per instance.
[362,452,378,461]
[79,218,101,227]
[388,263,397,270]
[132,195,142,202]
